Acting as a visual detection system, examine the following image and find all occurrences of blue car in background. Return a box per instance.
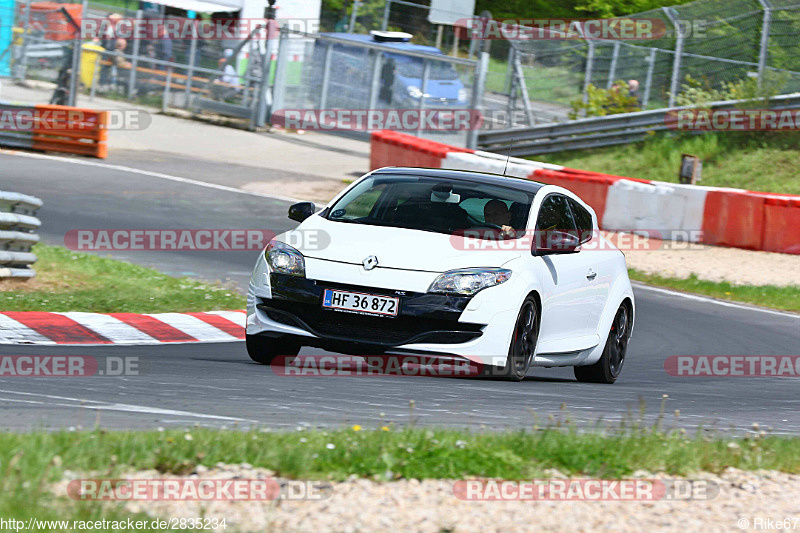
[309,31,469,109]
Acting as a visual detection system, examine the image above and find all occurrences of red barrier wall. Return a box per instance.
[701,191,766,251]
[762,197,800,254]
[370,130,472,170]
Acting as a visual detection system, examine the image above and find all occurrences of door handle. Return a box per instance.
[586,270,597,281]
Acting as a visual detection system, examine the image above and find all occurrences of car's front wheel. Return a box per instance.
[483,297,539,382]
[574,303,630,384]
[246,334,300,365]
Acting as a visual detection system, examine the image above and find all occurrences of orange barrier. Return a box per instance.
[31,104,108,158]
[371,130,472,170]
[762,197,800,254]
[701,191,766,250]
[26,2,82,41]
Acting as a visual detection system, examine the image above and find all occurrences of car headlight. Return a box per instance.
[428,268,511,296]
[407,85,423,99]
[458,88,468,102]
[265,241,305,277]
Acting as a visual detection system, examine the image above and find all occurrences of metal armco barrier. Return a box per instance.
[478,93,800,156]
[0,191,42,279]
[0,102,108,158]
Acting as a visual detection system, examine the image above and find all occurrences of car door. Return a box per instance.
[533,194,596,350]
[567,198,610,336]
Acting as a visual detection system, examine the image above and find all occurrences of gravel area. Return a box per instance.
[56,464,800,532]
[623,237,800,287]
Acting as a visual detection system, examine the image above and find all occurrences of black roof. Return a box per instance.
[371,167,545,194]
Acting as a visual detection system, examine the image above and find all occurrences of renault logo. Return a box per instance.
[362,255,379,271]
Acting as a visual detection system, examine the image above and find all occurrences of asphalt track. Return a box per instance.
[2,150,800,434]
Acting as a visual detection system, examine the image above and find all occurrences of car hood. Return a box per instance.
[280,215,523,273]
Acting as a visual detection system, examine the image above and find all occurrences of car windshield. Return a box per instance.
[393,57,461,81]
[325,175,535,237]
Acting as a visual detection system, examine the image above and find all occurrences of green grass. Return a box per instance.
[1,425,799,528]
[536,131,800,195]
[486,56,583,105]
[0,244,245,313]
[629,270,800,313]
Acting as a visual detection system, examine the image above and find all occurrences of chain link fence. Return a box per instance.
[496,0,800,128]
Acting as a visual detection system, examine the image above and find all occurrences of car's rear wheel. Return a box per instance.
[483,297,539,382]
[574,304,630,384]
[246,334,300,365]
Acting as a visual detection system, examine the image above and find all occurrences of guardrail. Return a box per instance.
[0,191,42,280]
[478,93,800,156]
[0,102,108,158]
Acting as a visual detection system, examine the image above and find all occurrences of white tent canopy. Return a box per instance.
[145,0,245,14]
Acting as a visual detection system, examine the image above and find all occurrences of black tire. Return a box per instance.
[482,296,539,382]
[574,304,630,384]
[246,334,300,365]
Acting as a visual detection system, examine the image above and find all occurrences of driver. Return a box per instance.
[484,199,515,237]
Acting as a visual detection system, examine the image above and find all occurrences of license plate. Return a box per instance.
[322,289,399,317]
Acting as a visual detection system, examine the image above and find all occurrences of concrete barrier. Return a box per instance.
[369,130,800,255]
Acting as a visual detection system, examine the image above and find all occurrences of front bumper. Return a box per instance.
[247,272,519,366]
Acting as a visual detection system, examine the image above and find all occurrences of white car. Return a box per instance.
[246,167,635,382]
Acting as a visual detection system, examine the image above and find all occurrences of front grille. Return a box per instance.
[259,299,482,346]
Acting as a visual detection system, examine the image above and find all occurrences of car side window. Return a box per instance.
[536,194,578,237]
[568,199,594,244]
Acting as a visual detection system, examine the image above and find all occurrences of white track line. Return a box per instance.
[0,389,259,423]
[632,282,800,319]
[0,149,305,203]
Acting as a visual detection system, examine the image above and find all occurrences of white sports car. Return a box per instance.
[246,167,635,382]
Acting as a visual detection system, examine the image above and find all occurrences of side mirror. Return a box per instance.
[532,230,581,256]
[288,202,316,223]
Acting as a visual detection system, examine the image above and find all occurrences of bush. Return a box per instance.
[569,80,641,118]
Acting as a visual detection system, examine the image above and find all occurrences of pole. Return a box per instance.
[367,49,382,111]
[435,25,443,50]
[15,0,31,81]
[606,41,620,89]
[184,20,198,106]
[318,42,333,109]
[271,26,290,114]
[504,45,514,95]
[349,0,360,33]
[467,51,488,149]
[664,7,684,107]
[757,0,772,89]
[582,41,595,104]
[643,47,656,108]
[381,0,391,31]
[415,59,429,137]
[254,0,277,128]
[162,67,172,113]
[127,10,142,98]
